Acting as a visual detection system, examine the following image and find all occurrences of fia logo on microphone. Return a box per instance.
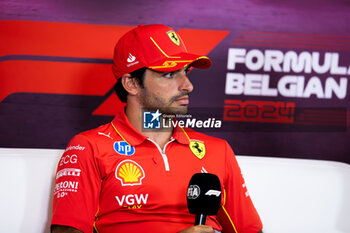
[187,185,200,199]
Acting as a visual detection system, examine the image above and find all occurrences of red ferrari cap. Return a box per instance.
[112,24,211,79]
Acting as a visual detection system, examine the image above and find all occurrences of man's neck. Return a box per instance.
[125,105,173,149]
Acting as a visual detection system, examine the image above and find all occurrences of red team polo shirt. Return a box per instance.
[51,109,262,233]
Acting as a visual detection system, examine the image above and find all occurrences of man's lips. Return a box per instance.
[175,97,189,105]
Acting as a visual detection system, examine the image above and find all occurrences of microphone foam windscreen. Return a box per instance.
[187,173,222,215]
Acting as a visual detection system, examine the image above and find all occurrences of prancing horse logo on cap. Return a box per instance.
[167,30,180,46]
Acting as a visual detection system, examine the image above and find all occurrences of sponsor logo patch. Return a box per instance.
[189,140,206,159]
[115,193,149,209]
[126,53,139,67]
[54,181,79,198]
[56,168,81,179]
[115,159,145,186]
[98,132,114,140]
[187,185,200,199]
[114,141,135,155]
[127,53,136,63]
[167,30,180,46]
[59,154,78,166]
[205,190,221,197]
[64,144,85,152]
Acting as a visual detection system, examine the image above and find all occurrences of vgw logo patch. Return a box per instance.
[114,141,135,155]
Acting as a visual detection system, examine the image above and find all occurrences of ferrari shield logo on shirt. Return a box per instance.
[114,141,135,155]
[189,140,206,159]
[167,30,180,46]
[115,159,145,186]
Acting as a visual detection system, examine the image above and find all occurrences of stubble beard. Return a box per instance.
[139,88,189,115]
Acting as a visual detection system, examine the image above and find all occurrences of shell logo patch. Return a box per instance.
[115,159,145,186]
[167,30,180,46]
[189,140,206,159]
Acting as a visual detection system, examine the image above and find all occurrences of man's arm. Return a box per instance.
[178,225,214,233]
[217,141,263,233]
[51,225,82,233]
[51,135,102,232]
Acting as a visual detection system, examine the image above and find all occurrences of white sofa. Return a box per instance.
[0,148,349,233]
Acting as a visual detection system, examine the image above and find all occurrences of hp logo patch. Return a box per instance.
[143,109,161,129]
[114,141,135,156]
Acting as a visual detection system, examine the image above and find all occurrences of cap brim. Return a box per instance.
[147,53,211,72]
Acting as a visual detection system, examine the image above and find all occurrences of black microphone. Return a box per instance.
[187,173,222,225]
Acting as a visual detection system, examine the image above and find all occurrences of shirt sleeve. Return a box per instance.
[217,141,263,233]
[51,134,101,233]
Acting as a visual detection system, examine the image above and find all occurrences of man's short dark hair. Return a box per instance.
[114,67,147,103]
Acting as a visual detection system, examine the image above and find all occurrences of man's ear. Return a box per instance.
[121,73,140,96]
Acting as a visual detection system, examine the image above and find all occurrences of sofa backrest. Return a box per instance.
[0,148,349,233]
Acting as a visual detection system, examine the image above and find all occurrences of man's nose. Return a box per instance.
[178,72,194,93]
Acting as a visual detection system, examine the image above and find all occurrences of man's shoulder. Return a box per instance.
[73,122,113,142]
[182,128,234,158]
[183,128,227,146]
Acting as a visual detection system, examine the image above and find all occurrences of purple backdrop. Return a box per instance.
[1,0,349,163]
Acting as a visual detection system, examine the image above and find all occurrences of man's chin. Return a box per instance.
[160,106,188,115]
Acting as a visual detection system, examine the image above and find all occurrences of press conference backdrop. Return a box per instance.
[1,0,349,163]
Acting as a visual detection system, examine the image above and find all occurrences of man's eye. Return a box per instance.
[163,72,173,78]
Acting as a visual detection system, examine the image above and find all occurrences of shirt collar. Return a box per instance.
[111,108,191,146]
[172,125,191,145]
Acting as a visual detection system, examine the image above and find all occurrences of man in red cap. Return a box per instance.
[51,24,263,233]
